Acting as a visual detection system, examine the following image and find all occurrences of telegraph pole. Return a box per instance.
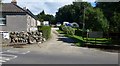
[82,4,85,39]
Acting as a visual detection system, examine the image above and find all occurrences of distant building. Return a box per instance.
[71,22,79,28]
[0,0,37,32]
[56,22,61,27]
[42,21,49,26]
[63,22,69,25]
[37,20,41,26]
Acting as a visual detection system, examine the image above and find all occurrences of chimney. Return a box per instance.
[23,7,27,10]
[11,0,17,5]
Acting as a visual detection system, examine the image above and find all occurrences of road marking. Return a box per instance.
[6,50,30,54]
[0,60,6,63]
[0,53,18,64]
[21,51,30,54]
[0,57,10,61]
[0,54,17,59]
[105,52,118,55]
[0,49,29,64]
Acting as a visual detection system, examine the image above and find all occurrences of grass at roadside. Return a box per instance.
[66,35,111,46]
[56,30,65,34]
[57,29,112,47]
[64,34,85,46]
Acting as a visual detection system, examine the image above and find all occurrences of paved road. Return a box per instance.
[0,47,30,65]
[1,28,119,64]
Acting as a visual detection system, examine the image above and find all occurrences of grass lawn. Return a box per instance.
[56,30,65,34]
[65,34,111,46]
[84,38,111,44]
[65,35,85,46]
[56,29,112,46]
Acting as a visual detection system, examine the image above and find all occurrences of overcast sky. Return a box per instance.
[2,0,96,16]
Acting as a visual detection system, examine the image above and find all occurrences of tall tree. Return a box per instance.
[96,2,120,32]
[37,10,55,24]
[84,7,109,32]
[55,2,109,32]
[55,2,92,27]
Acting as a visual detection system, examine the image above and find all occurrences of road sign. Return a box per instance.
[89,31,103,38]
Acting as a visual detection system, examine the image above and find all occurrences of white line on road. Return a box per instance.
[104,52,118,55]
[0,54,18,64]
[0,54,16,57]
[0,54,17,59]
[0,57,10,61]
[0,52,3,53]
[6,50,30,54]
[0,59,6,63]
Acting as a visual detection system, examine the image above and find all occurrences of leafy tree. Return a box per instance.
[96,2,120,32]
[37,10,55,24]
[37,10,45,22]
[85,7,109,32]
[111,12,120,32]
[55,2,109,32]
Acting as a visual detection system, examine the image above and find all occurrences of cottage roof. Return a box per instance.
[1,3,36,19]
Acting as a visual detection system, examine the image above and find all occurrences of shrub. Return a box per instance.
[60,25,75,36]
[66,27,75,35]
[59,25,64,31]
[38,26,51,40]
[75,29,82,36]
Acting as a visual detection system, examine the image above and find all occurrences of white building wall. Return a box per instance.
[0,14,37,32]
[0,15,27,32]
[37,20,41,26]
[26,14,37,32]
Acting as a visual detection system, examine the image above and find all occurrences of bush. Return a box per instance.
[38,26,51,40]
[59,25,64,31]
[75,29,82,36]
[66,27,75,35]
[60,25,75,36]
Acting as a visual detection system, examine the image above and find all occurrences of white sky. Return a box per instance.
[2,0,96,16]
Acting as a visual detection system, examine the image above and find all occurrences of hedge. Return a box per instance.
[60,25,75,36]
[75,30,82,36]
[38,26,51,40]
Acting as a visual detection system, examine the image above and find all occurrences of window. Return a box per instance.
[0,18,6,25]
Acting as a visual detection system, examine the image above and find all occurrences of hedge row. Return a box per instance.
[38,26,51,40]
[75,30,82,36]
[59,25,75,36]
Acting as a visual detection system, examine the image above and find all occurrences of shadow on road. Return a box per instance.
[57,36,77,43]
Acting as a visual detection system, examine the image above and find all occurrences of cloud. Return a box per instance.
[2,0,97,16]
[2,0,74,15]
[82,0,96,2]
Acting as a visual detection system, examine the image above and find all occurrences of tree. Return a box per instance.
[55,2,92,26]
[36,10,56,24]
[84,7,109,32]
[96,2,120,32]
[55,2,109,32]
[111,12,120,32]
[37,10,45,22]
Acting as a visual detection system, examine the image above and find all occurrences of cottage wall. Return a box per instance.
[26,14,37,32]
[0,15,27,32]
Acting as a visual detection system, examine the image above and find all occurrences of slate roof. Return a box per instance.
[1,3,25,13]
[0,3,36,19]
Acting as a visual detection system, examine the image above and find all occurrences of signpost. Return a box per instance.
[88,31,103,45]
[89,31,103,38]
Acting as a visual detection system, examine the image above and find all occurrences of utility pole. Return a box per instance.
[82,4,85,39]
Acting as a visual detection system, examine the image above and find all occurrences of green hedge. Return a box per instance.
[75,30,82,36]
[38,26,51,40]
[59,25,64,31]
[60,25,75,36]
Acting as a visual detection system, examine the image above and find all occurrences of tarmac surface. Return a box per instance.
[0,28,119,64]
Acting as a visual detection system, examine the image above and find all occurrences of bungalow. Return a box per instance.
[0,0,37,32]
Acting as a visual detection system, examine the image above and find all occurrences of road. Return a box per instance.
[1,28,119,64]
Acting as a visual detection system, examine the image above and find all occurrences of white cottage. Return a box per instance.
[0,0,37,32]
